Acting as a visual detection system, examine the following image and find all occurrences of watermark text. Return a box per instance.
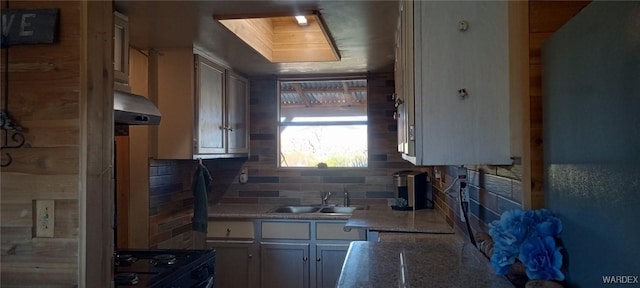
[602,276,639,284]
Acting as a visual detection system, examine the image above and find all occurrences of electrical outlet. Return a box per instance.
[460,181,469,202]
[457,167,469,222]
[35,200,55,238]
[239,168,248,184]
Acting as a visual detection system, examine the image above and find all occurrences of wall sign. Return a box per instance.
[1,9,59,47]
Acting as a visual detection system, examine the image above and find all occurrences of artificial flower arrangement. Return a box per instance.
[488,208,565,284]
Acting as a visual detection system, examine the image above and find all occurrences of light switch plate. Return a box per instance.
[35,200,55,238]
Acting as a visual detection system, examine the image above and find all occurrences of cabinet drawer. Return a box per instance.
[262,222,310,240]
[208,221,255,239]
[316,222,364,240]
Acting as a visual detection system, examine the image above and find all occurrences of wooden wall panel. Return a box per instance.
[0,202,33,227]
[1,174,78,201]
[1,237,78,287]
[7,90,79,120]
[2,147,79,174]
[128,48,150,249]
[0,0,112,287]
[80,1,115,286]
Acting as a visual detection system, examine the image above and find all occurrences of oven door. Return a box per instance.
[195,276,214,288]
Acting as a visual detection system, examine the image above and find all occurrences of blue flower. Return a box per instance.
[488,208,565,279]
[489,209,531,248]
[519,235,565,281]
[490,248,517,275]
[530,209,563,237]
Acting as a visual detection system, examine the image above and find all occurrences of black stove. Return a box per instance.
[114,249,215,288]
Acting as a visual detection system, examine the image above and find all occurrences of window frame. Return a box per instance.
[277,76,369,169]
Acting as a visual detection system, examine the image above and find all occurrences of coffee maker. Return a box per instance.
[393,171,433,210]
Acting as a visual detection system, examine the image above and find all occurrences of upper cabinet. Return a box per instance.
[395,1,527,166]
[225,70,250,154]
[113,11,130,91]
[155,48,250,159]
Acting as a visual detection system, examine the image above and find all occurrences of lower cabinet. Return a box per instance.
[315,243,350,288]
[260,242,311,288]
[208,219,364,288]
[206,241,259,288]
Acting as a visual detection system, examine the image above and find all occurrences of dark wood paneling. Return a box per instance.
[529,1,591,33]
[116,136,130,248]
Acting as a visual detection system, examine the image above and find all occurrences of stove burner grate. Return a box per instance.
[115,253,137,266]
[150,254,177,266]
[114,272,139,285]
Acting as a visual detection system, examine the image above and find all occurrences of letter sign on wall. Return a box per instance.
[1,9,59,47]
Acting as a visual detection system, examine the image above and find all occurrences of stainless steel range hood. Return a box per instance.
[114,90,161,125]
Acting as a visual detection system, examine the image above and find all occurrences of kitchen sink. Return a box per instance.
[270,206,321,214]
[269,205,368,215]
[319,206,358,214]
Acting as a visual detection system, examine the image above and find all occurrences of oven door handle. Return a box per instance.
[196,276,214,288]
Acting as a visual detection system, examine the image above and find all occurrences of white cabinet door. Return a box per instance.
[398,1,526,165]
[225,71,249,154]
[156,50,250,158]
[195,55,226,154]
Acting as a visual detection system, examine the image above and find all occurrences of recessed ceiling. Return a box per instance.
[114,0,399,77]
[217,14,340,63]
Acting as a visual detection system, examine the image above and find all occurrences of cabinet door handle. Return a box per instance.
[316,257,321,262]
[227,126,233,131]
[248,253,253,258]
[226,228,231,236]
[220,126,225,130]
[394,97,404,107]
[303,257,308,262]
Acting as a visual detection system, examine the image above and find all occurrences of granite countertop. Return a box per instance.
[378,231,464,243]
[344,208,456,234]
[336,240,513,288]
[207,203,352,220]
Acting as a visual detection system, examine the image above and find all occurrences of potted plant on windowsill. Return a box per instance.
[479,208,566,288]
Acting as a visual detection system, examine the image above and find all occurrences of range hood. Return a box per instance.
[114,90,162,125]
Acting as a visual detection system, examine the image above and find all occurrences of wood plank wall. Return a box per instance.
[1,1,83,287]
[1,1,114,287]
[127,48,151,248]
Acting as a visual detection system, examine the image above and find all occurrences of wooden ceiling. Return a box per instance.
[218,14,340,63]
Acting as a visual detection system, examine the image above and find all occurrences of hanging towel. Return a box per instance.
[192,162,212,233]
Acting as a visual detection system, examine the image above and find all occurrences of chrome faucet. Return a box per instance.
[343,190,350,207]
[321,192,331,205]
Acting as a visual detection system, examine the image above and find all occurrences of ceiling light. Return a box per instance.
[295,15,308,26]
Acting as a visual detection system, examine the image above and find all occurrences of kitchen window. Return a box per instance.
[278,78,368,168]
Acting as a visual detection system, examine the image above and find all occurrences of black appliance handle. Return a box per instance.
[195,276,214,288]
